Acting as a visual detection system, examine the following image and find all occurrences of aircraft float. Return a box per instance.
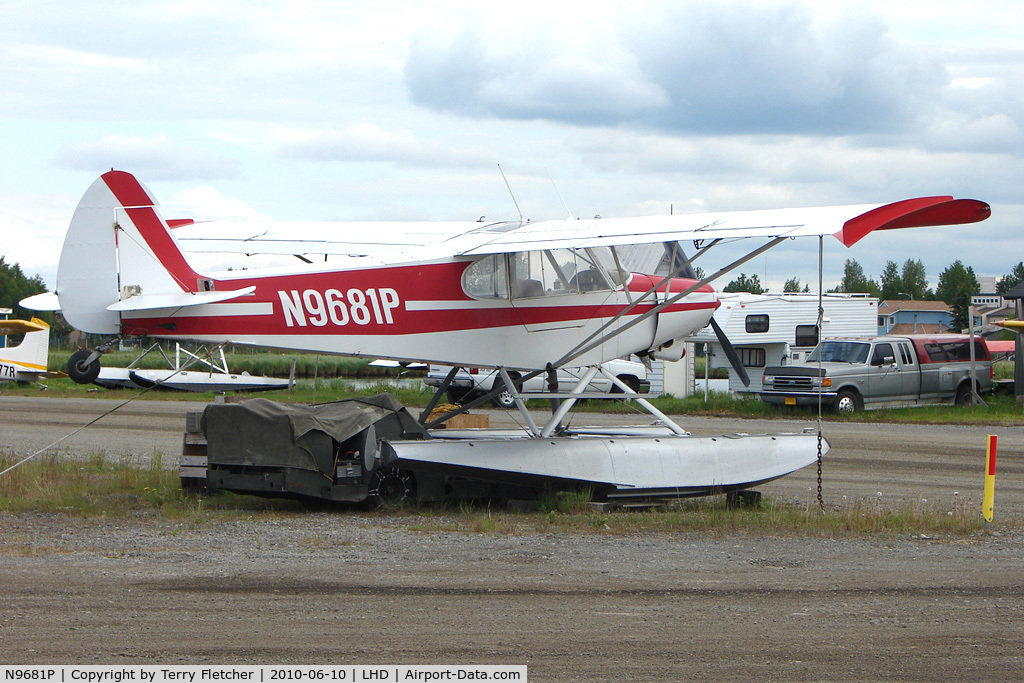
[21,170,991,501]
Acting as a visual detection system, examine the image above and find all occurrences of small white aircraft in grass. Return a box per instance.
[21,170,991,501]
[0,317,63,385]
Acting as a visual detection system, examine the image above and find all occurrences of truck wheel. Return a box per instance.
[67,349,101,384]
[954,383,973,407]
[610,374,641,394]
[833,390,861,414]
[491,373,521,408]
[445,387,473,404]
[366,467,416,508]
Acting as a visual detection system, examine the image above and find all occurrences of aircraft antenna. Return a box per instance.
[546,168,574,220]
[497,164,523,222]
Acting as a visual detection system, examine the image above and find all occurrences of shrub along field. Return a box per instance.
[50,348,414,380]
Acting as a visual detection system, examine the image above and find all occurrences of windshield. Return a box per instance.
[807,341,870,364]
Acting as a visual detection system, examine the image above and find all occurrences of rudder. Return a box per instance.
[56,171,198,334]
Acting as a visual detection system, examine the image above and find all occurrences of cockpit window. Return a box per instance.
[462,247,626,300]
[461,254,509,299]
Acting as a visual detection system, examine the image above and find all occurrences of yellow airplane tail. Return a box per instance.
[0,317,51,372]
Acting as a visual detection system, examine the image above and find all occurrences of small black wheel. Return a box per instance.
[954,383,973,407]
[67,349,101,384]
[491,373,521,408]
[833,389,861,415]
[366,467,416,508]
[610,374,641,394]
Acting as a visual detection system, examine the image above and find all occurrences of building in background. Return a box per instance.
[876,300,953,335]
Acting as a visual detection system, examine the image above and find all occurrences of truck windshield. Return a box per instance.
[807,341,870,364]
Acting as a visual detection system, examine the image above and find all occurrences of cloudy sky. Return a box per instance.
[2,0,1021,293]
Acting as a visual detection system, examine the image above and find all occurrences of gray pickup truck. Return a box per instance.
[760,334,992,413]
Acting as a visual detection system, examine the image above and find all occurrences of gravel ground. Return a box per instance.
[2,396,1023,680]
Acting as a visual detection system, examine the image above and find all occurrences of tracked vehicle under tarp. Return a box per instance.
[184,394,530,505]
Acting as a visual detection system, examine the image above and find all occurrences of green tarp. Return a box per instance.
[202,394,425,472]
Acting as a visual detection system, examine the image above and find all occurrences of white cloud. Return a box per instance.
[403,3,950,136]
[276,124,493,168]
[1,0,1022,292]
[170,186,271,221]
[51,134,241,181]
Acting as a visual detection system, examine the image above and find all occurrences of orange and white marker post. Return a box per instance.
[983,434,998,524]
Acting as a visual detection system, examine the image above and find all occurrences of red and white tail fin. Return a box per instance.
[0,318,51,371]
[57,170,203,334]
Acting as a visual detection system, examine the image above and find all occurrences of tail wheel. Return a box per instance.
[366,467,416,508]
[67,349,101,384]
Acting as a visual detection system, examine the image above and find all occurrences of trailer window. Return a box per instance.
[745,314,769,333]
[739,347,766,367]
[794,324,819,347]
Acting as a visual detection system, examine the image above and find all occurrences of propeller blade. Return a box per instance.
[710,317,750,387]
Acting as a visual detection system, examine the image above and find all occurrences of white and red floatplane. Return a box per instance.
[23,170,990,499]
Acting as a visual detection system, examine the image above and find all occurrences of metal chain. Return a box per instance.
[816,429,824,511]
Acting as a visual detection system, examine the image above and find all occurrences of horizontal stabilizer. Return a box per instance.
[106,286,257,312]
[0,319,48,335]
[19,292,61,312]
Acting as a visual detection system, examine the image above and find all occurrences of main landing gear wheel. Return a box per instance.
[366,467,416,508]
[67,349,101,384]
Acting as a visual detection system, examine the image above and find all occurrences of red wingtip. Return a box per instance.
[836,197,991,247]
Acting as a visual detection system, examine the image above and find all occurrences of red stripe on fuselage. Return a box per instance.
[118,260,716,338]
[123,300,714,338]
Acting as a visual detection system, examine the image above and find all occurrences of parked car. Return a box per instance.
[426,359,650,407]
[760,334,992,413]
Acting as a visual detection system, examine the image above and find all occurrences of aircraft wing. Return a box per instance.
[172,220,497,260]
[167,197,988,263]
[455,197,990,256]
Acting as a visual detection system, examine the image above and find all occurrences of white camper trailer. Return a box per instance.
[679,292,879,395]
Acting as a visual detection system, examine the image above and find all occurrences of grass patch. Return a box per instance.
[0,452,303,518]
[1,454,1006,538]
